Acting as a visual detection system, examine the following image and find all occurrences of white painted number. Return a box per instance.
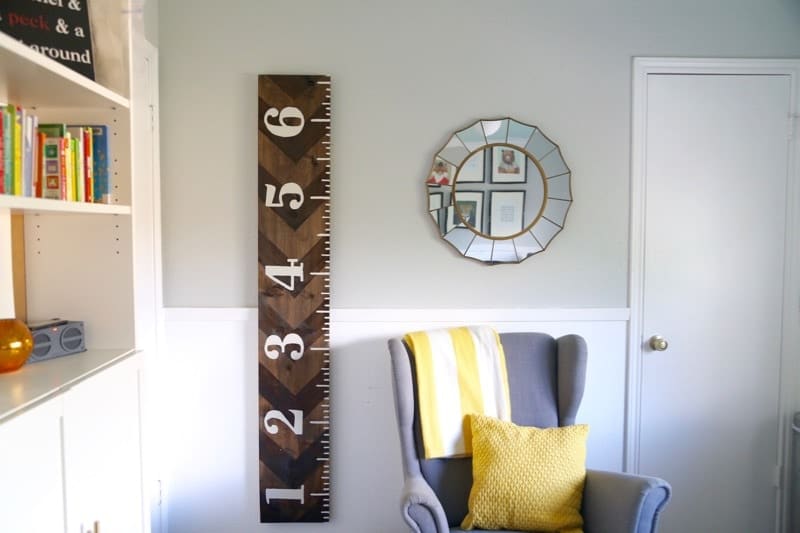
[264,106,305,137]
[265,182,304,210]
[265,486,304,504]
[264,409,304,435]
[264,333,305,360]
[264,259,304,291]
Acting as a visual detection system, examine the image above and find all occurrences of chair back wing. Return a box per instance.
[556,334,588,426]
[389,331,588,527]
[388,337,423,479]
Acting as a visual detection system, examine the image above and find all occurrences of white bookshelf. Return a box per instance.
[0,9,160,533]
[0,5,161,395]
[0,28,135,345]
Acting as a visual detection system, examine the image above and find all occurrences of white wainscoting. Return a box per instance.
[162,307,629,533]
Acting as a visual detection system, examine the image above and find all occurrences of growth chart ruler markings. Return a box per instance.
[258,75,331,523]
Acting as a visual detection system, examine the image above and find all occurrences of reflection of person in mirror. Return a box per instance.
[497,149,520,174]
[426,160,451,185]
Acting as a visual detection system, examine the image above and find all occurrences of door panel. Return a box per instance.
[63,357,144,533]
[0,401,66,533]
[639,74,791,533]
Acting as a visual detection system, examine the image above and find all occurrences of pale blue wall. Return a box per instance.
[158,0,800,309]
[156,3,800,532]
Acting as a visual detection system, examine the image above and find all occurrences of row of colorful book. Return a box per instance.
[0,104,111,203]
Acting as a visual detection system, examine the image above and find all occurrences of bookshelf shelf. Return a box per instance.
[0,33,129,109]
[0,348,136,424]
[0,195,131,215]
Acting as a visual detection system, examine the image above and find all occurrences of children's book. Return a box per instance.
[35,131,46,197]
[2,108,10,194]
[3,108,12,194]
[82,127,93,202]
[12,106,22,195]
[42,138,63,200]
[66,134,75,201]
[67,127,85,202]
[38,123,67,138]
[23,113,34,197]
[61,136,71,200]
[0,107,4,194]
[75,125,110,203]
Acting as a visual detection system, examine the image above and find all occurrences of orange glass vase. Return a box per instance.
[0,318,34,373]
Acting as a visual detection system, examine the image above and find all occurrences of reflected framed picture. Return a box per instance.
[426,158,455,186]
[491,147,527,183]
[489,190,526,236]
[448,190,484,233]
[457,149,485,183]
[429,191,444,229]
[428,191,443,211]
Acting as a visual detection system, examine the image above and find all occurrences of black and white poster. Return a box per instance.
[0,0,95,80]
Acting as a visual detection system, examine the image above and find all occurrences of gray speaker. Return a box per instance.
[26,320,86,364]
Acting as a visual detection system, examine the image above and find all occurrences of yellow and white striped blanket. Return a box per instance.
[403,326,511,459]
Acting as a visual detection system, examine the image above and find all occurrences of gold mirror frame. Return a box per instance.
[425,117,572,264]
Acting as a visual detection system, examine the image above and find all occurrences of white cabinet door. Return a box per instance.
[0,401,66,533]
[63,357,144,533]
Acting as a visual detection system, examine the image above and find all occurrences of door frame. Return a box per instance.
[627,57,800,531]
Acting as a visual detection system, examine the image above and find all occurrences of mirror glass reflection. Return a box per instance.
[425,118,572,264]
[452,147,545,239]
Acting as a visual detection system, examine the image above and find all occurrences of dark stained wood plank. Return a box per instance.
[258,74,331,523]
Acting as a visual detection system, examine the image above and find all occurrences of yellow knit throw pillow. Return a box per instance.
[461,414,589,532]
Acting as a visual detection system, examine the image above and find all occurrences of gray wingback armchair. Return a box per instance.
[388,332,671,533]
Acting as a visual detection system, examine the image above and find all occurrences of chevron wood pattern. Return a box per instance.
[258,74,331,523]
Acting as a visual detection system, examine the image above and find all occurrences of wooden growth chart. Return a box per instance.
[257,75,331,523]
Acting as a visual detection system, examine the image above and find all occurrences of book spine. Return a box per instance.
[70,137,77,201]
[0,107,4,194]
[19,108,26,195]
[3,108,10,195]
[73,135,84,202]
[7,110,13,193]
[59,137,68,200]
[2,108,9,194]
[23,113,34,197]
[36,132,46,198]
[13,106,22,195]
[83,127,93,202]
[42,139,61,199]
[91,126,110,203]
[29,115,36,197]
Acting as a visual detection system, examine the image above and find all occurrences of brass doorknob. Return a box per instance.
[649,335,668,351]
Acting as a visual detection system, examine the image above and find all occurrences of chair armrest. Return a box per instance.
[400,475,449,533]
[582,469,671,533]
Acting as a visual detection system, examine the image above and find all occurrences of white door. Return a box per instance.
[637,72,794,533]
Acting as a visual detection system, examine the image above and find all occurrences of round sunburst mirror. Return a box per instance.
[425,117,572,264]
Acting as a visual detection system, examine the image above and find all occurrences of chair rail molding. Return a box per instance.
[163,307,630,324]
